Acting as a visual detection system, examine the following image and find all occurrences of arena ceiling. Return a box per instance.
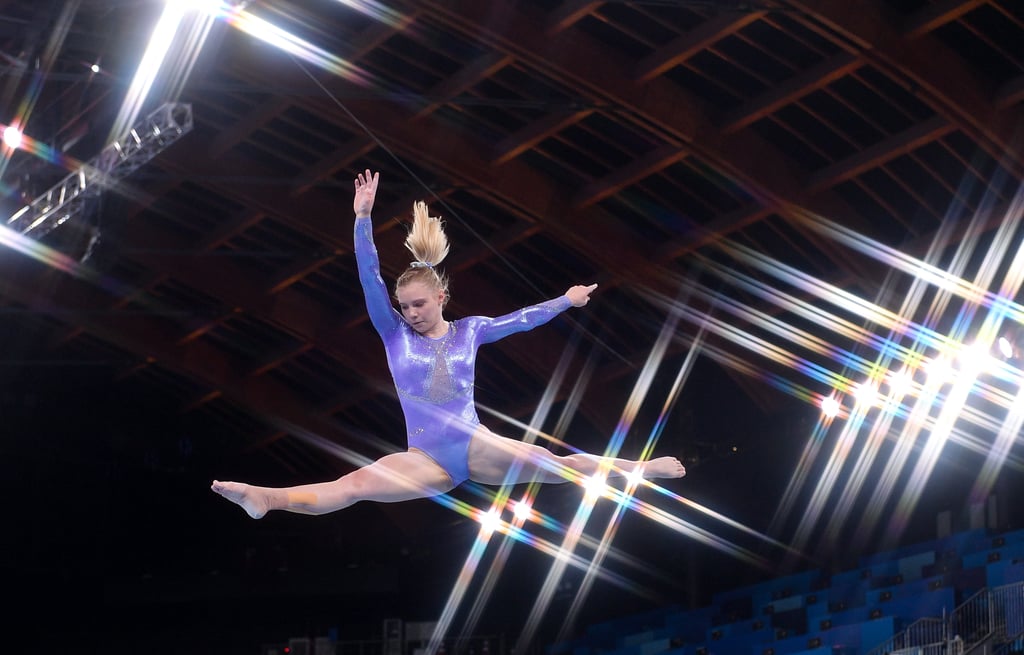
[2,0,1023,650]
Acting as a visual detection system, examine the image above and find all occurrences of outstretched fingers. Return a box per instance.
[353,169,380,216]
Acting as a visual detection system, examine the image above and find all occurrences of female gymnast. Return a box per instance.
[211,170,685,519]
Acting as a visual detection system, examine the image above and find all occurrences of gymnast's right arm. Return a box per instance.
[353,170,401,335]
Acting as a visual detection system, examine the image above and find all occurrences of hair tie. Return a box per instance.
[410,260,434,269]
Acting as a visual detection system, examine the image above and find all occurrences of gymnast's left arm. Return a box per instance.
[478,283,597,344]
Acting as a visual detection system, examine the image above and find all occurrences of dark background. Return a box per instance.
[1,1,1022,653]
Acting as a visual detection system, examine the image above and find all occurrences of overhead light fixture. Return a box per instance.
[3,125,22,149]
[6,102,193,239]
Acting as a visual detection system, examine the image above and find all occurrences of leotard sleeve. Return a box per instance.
[354,215,402,336]
[477,295,573,345]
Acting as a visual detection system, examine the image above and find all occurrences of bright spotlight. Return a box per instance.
[998,336,1014,359]
[887,369,913,398]
[583,473,608,500]
[925,356,954,385]
[479,508,502,534]
[853,381,877,407]
[90,63,101,74]
[3,125,23,149]
[821,396,840,418]
[624,466,644,487]
[959,341,995,376]
[512,499,532,522]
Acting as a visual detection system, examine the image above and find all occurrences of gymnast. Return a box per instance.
[211,170,685,519]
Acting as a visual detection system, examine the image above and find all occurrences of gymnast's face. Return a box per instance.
[396,280,447,336]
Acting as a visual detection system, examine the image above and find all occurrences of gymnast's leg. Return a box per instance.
[466,425,685,486]
[211,451,454,519]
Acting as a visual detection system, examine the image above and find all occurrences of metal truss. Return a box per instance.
[6,102,193,239]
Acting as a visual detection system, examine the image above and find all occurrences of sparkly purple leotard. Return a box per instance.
[355,216,572,486]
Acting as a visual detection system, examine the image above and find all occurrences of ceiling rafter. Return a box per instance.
[806,115,958,192]
[902,0,988,39]
[571,144,689,210]
[544,0,603,35]
[720,51,863,133]
[491,109,596,165]
[415,0,886,274]
[783,0,1024,172]
[633,11,768,83]
[73,163,596,440]
[0,256,373,460]
[288,52,515,197]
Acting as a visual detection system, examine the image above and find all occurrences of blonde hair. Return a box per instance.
[395,201,451,305]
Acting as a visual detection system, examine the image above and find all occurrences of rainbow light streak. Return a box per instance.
[712,239,953,352]
[222,5,374,86]
[784,267,934,556]
[427,525,496,655]
[0,125,80,174]
[1,124,172,236]
[554,315,693,640]
[698,234,1024,421]
[516,478,604,653]
[443,333,581,643]
[108,2,191,144]
[602,486,770,568]
[771,418,832,558]
[0,2,75,180]
[544,311,696,638]
[791,208,1024,326]
[775,189,1024,553]
[0,221,142,306]
[882,223,1024,546]
[689,257,933,370]
[642,287,851,395]
[0,222,88,276]
[819,369,927,550]
[647,223,1024,556]
[969,382,1024,504]
[475,401,786,559]
[559,471,645,642]
[331,0,407,26]
[651,290,1022,462]
[159,7,220,103]
[550,345,599,446]
[518,314,690,649]
[456,481,674,579]
[639,328,703,463]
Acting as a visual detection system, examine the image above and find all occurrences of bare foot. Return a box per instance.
[211,480,272,519]
[644,457,686,479]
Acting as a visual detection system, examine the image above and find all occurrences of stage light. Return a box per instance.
[925,356,954,385]
[996,329,1024,360]
[886,369,913,399]
[479,508,501,534]
[820,396,840,418]
[512,499,532,522]
[624,466,644,487]
[853,381,877,407]
[3,125,22,149]
[582,473,608,500]
[958,341,995,376]
[90,63,100,73]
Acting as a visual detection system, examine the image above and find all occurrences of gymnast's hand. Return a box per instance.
[353,169,379,217]
[566,283,598,307]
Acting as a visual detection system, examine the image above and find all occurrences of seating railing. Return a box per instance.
[864,581,1023,655]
